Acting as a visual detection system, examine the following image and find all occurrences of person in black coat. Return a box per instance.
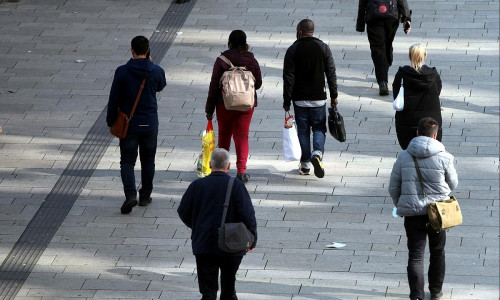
[356,0,411,96]
[177,148,257,300]
[393,43,443,150]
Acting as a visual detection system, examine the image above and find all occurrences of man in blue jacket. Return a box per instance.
[107,36,166,214]
[178,148,257,300]
[389,117,458,300]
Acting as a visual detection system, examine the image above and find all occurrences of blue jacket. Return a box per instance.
[177,172,257,255]
[389,136,458,216]
[106,58,166,133]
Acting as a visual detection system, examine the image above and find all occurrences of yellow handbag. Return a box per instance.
[413,156,463,231]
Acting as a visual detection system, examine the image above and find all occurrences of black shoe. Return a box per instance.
[431,292,443,300]
[378,81,389,96]
[120,196,138,214]
[311,155,325,178]
[176,0,189,3]
[236,173,250,184]
[138,196,152,207]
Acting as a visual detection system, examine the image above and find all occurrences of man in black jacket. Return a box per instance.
[107,36,166,214]
[178,148,257,300]
[356,0,411,95]
[283,19,338,178]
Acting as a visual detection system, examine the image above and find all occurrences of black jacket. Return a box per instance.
[356,0,411,32]
[393,65,442,135]
[107,59,166,133]
[177,172,257,255]
[283,36,338,107]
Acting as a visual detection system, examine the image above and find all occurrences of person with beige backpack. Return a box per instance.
[389,117,459,300]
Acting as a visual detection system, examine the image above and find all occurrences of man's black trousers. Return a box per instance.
[195,254,243,300]
[366,18,399,84]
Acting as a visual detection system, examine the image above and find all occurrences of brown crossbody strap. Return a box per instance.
[412,155,428,198]
[129,78,146,119]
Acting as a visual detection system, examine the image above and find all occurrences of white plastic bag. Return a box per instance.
[392,78,404,111]
[283,114,301,161]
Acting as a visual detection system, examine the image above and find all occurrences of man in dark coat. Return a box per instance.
[178,148,257,300]
[107,36,166,214]
[356,0,411,95]
[283,19,338,178]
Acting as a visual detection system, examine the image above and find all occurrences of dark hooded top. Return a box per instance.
[107,58,166,133]
[393,65,442,146]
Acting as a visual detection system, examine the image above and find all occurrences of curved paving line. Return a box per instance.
[0,1,197,298]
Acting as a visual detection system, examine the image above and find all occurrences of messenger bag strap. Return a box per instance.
[412,156,428,198]
[129,78,146,119]
[220,176,236,225]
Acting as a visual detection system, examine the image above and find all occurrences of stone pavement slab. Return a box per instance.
[0,0,498,299]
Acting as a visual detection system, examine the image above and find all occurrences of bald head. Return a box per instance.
[296,19,314,38]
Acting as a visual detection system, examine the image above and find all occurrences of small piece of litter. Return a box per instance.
[155,30,160,33]
[325,242,346,249]
[75,59,86,63]
[73,11,77,14]
[27,51,31,53]
[176,31,183,35]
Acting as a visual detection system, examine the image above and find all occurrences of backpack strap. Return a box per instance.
[219,55,235,68]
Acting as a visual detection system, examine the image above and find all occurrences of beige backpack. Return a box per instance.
[219,55,255,111]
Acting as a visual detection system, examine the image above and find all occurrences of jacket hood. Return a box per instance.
[220,49,255,63]
[125,58,155,79]
[406,136,446,158]
[398,65,438,90]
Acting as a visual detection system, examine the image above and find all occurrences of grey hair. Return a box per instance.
[210,148,230,169]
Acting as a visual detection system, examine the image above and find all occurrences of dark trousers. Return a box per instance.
[366,18,399,83]
[195,254,243,300]
[293,104,327,163]
[404,215,446,299]
[119,130,158,198]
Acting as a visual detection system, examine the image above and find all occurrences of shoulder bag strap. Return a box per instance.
[219,55,235,68]
[220,177,236,225]
[129,78,146,119]
[412,155,428,198]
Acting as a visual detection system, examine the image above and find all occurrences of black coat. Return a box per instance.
[356,0,411,32]
[393,65,443,149]
[283,36,338,107]
[177,172,257,255]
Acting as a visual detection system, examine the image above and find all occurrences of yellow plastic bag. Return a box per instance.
[196,120,216,178]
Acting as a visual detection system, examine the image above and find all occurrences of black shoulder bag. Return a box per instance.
[217,177,255,253]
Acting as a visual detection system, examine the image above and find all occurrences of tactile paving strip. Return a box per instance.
[0,1,196,298]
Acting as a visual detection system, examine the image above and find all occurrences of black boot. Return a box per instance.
[378,81,389,96]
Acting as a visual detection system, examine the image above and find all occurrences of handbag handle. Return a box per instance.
[129,78,146,119]
[284,111,294,125]
[220,177,236,225]
[412,156,428,198]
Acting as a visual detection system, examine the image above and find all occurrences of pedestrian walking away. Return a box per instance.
[205,30,262,184]
[106,35,167,214]
[283,19,338,178]
[388,117,459,300]
[178,148,257,300]
[356,0,411,95]
[393,43,443,150]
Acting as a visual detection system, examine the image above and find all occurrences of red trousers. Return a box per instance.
[215,104,254,174]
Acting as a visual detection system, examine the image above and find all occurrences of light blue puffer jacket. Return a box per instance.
[388,136,459,216]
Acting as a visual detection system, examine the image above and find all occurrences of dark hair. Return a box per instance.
[418,117,439,137]
[297,19,314,33]
[228,30,249,52]
[131,36,149,55]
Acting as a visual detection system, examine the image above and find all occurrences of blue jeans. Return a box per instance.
[119,130,158,198]
[293,104,326,163]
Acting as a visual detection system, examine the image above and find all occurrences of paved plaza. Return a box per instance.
[0,0,498,299]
